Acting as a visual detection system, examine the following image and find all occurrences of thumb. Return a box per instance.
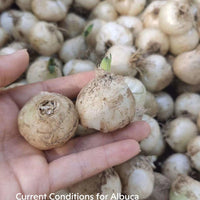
[0,49,29,87]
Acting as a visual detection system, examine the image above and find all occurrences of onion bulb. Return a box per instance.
[169,28,199,55]
[175,93,200,121]
[140,114,165,156]
[173,47,200,85]
[76,68,135,133]
[141,1,166,29]
[159,0,193,35]
[90,1,118,22]
[59,35,87,62]
[170,175,200,200]
[29,21,64,56]
[162,153,192,181]
[18,92,78,150]
[165,117,198,152]
[96,22,133,55]
[26,57,62,83]
[32,0,68,22]
[84,19,106,48]
[139,54,173,92]
[105,45,137,76]
[155,92,174,121]
[146,172,170,200]
[115,155,154,199]
[136,28,169,55]
[59,13,86,38]
[116,16,143,40]
[124,76,146,110]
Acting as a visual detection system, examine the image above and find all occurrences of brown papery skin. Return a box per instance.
[18,92,78,150]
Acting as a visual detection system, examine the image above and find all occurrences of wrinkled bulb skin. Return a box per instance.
[29,21,64,56]
[159,1,193,35]
[76,70,135,133]
[18,92,78,150]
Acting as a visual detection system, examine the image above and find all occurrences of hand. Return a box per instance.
[0,50,150,199]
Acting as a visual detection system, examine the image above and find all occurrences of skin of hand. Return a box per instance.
[0,50,150,199]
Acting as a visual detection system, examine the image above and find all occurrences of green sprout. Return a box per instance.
[100,54,112,72]
[83,24,94,38]
[47,58,56,74]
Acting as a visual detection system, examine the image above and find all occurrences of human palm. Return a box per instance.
[0,50,150,199]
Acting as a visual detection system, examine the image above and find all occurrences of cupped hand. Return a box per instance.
[0,50,150,199]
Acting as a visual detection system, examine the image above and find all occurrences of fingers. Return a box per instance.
[6,71,95,108]
[46,121,150,162]
[49,139,140,191]
[0,50,29,87]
